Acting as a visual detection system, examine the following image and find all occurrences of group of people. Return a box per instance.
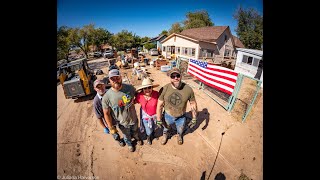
[93,67,198,152]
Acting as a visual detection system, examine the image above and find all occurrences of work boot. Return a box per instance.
[177,134,183,145]
[161,133,168,145]
[147,135,152,145]
[134,135,143,146]
[128,145,135,152]
[117,139,125,147]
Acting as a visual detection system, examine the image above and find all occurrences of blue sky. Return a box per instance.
[57,0,262,38]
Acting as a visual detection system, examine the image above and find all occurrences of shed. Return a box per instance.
[234,48,263,87]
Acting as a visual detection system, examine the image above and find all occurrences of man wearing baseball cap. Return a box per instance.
[156,68,198,145]
[93,79,125,147]
[102,69,143,152]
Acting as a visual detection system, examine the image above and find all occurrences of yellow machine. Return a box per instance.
[58,58,96,99]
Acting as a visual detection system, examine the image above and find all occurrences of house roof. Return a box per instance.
[150,34,167,42]
[180,26,229,42]
[236,48,263,57]
[232,35,245,48]
[161,33,216,44]
[156,34,167,41]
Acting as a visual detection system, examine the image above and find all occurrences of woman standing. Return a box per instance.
[135,78,160,145]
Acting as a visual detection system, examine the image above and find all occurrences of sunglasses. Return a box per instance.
[170,74,181,79]
[143,86,152,90]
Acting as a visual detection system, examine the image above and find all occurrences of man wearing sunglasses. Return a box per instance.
[102,69,143,152]
[156,68,198,145]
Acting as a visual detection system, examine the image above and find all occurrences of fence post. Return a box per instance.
[227,74,243,112]
[242,80,262,123]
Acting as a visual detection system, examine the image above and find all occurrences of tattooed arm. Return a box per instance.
[189,100,198,119]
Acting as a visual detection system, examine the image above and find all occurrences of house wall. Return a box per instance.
[216,30,235,58]
[156,36,167,51]
[198,41,218,58]
[234,51,263,87]
[162,36,199,59]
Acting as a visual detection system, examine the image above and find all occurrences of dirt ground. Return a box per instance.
[57,57,263,180]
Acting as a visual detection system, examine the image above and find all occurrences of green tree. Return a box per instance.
[140,36,150,43]
[67,24,95,59]
[159,30,168,36]
[183,10,214,30]
[92,28,113,51]
[110,30,136,51]
[233,6,263,49]
[57,26,72,61]
[168,22,183,35]
[144,42,156,50]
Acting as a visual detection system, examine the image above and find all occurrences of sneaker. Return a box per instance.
[117,139,125,147]
[147,136,152,145]
[161,133,168,145]
[177,135,183,145]
[128,146,135,152]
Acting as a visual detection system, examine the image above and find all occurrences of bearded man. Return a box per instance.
[102,69,143,152]
[156,68,198,145]
[93,79,126,147]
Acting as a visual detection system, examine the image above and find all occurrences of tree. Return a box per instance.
[57,26,72,61]
[144,42,156,50]
[110,30,136,51]
[183,10,214,30]
[140,36,150,43]
[66,24,96,59]
[159,30,168,36]
[233,6,263,49]
[168,22,183,35]
[92,28,113,51]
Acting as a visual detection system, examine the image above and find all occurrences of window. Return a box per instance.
[191,48,195,57]
[184,47,188,55]
[207,50,213,57]
[176,47,180,54]
[242,55,248,63]
[167,46,171,52]
[224,49,230,57]
[242,55,255,65]
[252,59,260,67]
[247,57,253,64]
[225,35,227,42]
[200,49,214,58]
[163,46,166,52]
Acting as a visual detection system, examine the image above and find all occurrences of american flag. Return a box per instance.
[187,59,238,95]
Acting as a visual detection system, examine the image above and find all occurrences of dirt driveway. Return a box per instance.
[57,57,263,180]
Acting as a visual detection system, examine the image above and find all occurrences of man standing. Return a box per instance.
[156,68,198,145]
[93,79,125,147]
[102,69,143,152]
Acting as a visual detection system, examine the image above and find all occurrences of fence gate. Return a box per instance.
[176,57,262,122]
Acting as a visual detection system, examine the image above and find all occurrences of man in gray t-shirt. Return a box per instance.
[102,69,142,152]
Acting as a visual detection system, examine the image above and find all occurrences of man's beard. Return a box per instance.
[97,89,106,95]
[171,80,181,89]
[112,81,122,90]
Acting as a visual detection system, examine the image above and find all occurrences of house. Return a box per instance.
[148,34,167,52]
[234,48,263,87]
[160,26,244,62]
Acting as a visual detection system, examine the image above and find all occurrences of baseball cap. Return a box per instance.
[108,69,120,78]
[94,79,105,88]
[169,68,181,76]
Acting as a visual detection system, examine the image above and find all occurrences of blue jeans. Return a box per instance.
[142,119,155,136]
[118,123,139,147]
[112,132,120,141]
[163,112,186,135]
